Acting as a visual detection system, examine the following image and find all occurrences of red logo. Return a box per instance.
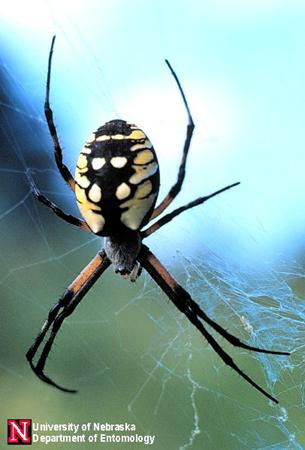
[7,419,32,445]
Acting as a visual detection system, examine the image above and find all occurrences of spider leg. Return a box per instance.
[29,176,91,232]
[26,250,111,392]
[44,35,75,192]
[143,182,240,238]
[150,60,194,220]
[138,245,290,403]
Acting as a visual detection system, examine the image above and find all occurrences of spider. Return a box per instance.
[26,36,289,403]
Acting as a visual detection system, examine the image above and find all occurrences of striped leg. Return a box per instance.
[26,250,111,392]
[138,245,289,404]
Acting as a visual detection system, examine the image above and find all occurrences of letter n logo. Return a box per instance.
[7,419,32,445]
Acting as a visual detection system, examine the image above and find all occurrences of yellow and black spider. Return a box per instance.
[26,36,289,403]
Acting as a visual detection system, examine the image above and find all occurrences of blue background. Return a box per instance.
[0,1,304,449]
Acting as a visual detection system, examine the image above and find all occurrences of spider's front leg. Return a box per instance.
[26,250,110,392]
[138,245,290,404]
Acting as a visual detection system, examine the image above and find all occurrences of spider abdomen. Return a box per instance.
[75,120,160,236]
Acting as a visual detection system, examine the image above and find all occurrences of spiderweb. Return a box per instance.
[0,2,305,449]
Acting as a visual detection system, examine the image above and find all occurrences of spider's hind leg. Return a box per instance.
[28,175,91,232]
[45,35,76,192]
[143,182,240,238]
[150,59,194,220]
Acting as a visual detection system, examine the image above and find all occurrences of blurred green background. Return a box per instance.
[0,1,305,449]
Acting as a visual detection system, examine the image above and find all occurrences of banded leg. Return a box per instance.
[45,35,75,191]
[26,250,111,392]
[138,245,289,404]
[150,59,195,220]
[30,177,91,232]
[142,182,240,238]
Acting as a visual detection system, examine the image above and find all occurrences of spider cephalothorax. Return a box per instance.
[26,35,290,403]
